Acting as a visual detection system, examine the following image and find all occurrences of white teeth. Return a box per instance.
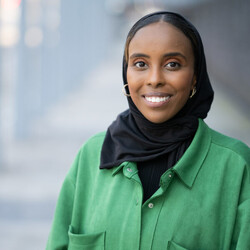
[145,96,170,103]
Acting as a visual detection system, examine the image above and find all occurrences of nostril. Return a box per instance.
[157,82,164,87]
[147,82,164,87]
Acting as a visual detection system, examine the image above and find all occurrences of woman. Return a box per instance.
[46,11,250,250]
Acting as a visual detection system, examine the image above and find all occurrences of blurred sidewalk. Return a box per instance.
[0,56,250,250]
[0,54,127,250]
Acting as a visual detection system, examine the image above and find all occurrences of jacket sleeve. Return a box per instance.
[46,152,80,250]
[231,164,250,250]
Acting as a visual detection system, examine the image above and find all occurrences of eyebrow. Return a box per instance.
[129,53,150,60]
[163,52,187,61]
[129,52,187,61]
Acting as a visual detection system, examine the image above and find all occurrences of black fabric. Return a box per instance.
[138,136,192,202]
[100,110,198,168]
[138,156,169,203]
[100,11,213,170]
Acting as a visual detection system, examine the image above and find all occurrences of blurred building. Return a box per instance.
[0,0,117,140]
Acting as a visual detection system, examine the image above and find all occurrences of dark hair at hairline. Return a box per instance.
[124,12,199,75]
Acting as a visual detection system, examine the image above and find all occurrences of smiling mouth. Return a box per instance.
[144,96,170,103]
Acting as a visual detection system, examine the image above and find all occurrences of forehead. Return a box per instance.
[128,22,193,56]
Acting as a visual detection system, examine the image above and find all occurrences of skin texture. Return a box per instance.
[127,22,196,123]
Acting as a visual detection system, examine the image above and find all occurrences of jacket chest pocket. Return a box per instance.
[68,226,105,250]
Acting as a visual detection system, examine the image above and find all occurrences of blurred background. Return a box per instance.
[0,0,249,249]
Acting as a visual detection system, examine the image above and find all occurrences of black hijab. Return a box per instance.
[100,11,213,169]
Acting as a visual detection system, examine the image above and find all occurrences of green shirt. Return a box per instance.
[46,119,250,250]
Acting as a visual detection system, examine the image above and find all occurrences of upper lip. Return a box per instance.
[142,92,172,97]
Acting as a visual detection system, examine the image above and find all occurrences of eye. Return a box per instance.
[134,61,147,68]
[165,62,180,69]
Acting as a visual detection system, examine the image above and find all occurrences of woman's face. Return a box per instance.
[127,21,196,123]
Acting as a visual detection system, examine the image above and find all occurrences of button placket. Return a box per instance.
[159,171,175,192]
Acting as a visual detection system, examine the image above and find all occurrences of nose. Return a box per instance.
[147,66,165,88]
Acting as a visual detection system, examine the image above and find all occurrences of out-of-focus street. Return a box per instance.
[0,51,126,250]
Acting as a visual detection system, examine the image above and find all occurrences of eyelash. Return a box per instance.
[166,62,181,69]
[134,61,147,68]
[133,61,181,70]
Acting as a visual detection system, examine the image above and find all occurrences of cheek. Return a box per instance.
[128,85,141,107]
[126,70,134,94]
[126,71,141,106]
[126,68,133,84]
[126,69,143,91]
[127,68,139,82]
[173,72,194,93]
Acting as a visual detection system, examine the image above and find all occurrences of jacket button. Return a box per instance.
[127,168,133,172]
[148,203,154,208]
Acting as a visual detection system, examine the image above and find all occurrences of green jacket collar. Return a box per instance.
[172,119,211,188]
[112,119,211,188]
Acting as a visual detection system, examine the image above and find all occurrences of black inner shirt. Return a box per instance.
[137,154,170,203]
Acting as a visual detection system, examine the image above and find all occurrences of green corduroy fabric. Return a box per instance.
[46,119,250,250]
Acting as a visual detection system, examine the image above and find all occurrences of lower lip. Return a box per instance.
[143,96,171,108]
